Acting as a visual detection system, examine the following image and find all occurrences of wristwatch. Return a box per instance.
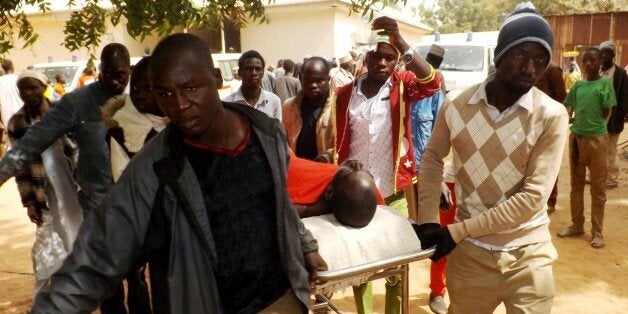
[401,48,415,63]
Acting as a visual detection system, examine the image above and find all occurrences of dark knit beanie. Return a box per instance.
[493,2,553,67]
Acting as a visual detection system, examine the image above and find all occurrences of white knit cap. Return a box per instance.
[599,40,616,53]
[339,54,353,64]
[17,69,49,86]
[365,34,399,55]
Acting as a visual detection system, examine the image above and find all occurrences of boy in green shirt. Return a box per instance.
[558,47,616,248]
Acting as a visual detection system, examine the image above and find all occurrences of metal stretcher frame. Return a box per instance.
[312,247,436,314]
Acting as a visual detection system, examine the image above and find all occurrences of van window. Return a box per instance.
[212,53,241,83]
[416,45,485,72]
[230,60,238,78]
[34,65,80,89]
[217,60,234,81]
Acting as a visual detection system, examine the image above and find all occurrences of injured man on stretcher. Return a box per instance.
[288,153,432,308]
[287,152,431,241]
[287,151,430,247]
[287,152,385,227]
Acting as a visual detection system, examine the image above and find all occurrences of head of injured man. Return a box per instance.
[326,163,378,228]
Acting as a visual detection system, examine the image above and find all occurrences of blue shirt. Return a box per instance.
[410,91,444,171]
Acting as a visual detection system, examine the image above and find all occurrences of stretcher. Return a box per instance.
[302,206,435,314]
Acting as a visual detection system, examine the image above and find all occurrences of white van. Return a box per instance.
[33,54,241,98]
[212,53,241,99]
[33,60,99,94]
[415,31,498,92]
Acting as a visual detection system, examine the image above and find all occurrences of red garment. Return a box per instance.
[287,154,385,205]
[182,121,251,157]
[429,182,457,297]
[287,155,338,205]
[333,70,440,192]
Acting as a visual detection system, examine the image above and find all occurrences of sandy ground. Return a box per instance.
[0,127,626,313]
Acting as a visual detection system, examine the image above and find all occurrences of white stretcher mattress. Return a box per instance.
[302,205,422,293]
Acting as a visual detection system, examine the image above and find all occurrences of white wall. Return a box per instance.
[333,9,426,59]
[8,1,427,73]
[241,6,336,68]
[243,4,427,68]
[247,0,428,65]
[398,22,424,48]
[7,14,161,72]
[334,8,369,58]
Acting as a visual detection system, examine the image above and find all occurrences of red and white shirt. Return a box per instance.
[348,77,395,197]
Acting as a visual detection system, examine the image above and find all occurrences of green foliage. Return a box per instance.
[0,0,405,56]
[0,0,50,55]
[348,0,407,21]
[535,0,628,15]
[419,0,628,34]
[3,0,626,56]
[438,0,507,33]
[64,0,107,52]
[0,0,271,55]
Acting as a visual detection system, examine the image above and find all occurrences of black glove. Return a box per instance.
[35,202,49,212]
[439,192,451,210]
[429,227,457,262]
[412,223,441,250]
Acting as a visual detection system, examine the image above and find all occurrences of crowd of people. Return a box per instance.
[0,2,626,314]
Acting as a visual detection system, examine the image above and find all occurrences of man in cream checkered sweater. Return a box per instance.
[415,3,569,313]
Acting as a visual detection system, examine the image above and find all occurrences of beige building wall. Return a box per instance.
[397,22,423,48]
[334,9,424,57]
[242,1,428,67]
[241,6,336,67]
[9,1,427,72]
[7,13,161,72]
[333,8,370,57]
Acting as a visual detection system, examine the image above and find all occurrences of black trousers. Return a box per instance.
[100,264,152,314]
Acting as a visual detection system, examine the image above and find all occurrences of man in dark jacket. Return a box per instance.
[33,33,326,313]
[600,40,628,189]
[0,44,131,211]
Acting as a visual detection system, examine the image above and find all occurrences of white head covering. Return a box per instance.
[599,40,616,53]
[368,34,400,55]
[17,69,49,86]
[339,54,353,64]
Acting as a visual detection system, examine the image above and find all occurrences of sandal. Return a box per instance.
[591,233,605,248]
[557,225,584,238]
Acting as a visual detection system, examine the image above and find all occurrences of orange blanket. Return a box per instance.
[287,155,338,205]
[287,154,384,205]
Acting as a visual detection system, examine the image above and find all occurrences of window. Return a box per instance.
[416,45,486,72]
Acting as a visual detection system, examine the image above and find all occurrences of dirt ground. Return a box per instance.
[0,127,626,313]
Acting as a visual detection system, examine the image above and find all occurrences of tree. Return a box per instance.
[0,0,407,55]
[418,0,519,33]
[534,0,628,15]
[442,0,509,33]
[418,0,628,34]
